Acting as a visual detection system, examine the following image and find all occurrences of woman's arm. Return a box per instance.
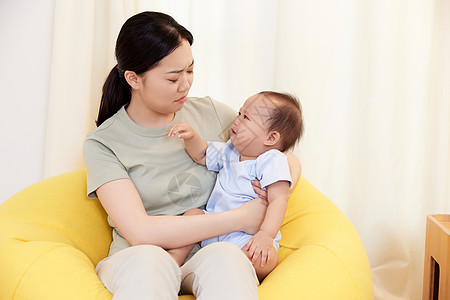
[166,208,204,266]
[96,178,267,249]
[285,151,302,191]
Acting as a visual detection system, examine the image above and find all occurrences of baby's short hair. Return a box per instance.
[260,91,304,152]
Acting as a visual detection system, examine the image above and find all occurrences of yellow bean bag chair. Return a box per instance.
[0,169,373,299]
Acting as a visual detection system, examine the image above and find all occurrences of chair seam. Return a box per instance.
[291,243,362,300]
[12,243,76,299]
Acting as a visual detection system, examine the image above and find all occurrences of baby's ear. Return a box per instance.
[264,130,281,147]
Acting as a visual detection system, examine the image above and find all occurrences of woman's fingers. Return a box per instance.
[251,180,267,201]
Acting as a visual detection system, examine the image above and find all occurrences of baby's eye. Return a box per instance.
[169,79,178,83]
[243,114,250,120]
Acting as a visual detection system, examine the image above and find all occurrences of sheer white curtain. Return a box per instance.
[45,0,450,299]
[44,0,278,177]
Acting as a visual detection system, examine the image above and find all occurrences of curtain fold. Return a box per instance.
[45,1,450,299]
[44,0,95,178]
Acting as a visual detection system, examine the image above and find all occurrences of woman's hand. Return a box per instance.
[237,197,268,235]
[251,180,267,201]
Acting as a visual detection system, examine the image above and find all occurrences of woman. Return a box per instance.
[83,11,300,299]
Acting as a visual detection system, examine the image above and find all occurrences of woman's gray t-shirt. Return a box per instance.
[83,96,236,256]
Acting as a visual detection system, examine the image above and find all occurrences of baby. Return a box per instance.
[168,91,304,280]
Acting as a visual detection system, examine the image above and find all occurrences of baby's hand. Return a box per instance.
[168,122,195,140]
[244,231,274,267]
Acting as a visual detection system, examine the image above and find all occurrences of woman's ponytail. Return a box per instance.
[96,65,131,127]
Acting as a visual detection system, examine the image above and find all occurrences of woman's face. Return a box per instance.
[131,39,194,118]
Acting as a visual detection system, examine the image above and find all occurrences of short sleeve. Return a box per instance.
[256,150,292,188]
[209,99,237,141]
[83,138,129,198]
[205,141,229,172]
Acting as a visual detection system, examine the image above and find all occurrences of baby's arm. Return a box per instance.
[168,122,207,165]
[259,181,290,237]
[244,180,290,267]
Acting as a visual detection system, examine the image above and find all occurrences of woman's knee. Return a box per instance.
[181,242,258,299]
[98,245,180,281]
[97,245,181,299]
[196,242,253,272]
[203,242,245,257]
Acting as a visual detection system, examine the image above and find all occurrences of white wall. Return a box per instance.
[0,0,54,204]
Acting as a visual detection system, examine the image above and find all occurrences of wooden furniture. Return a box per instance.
[423,214,450,300]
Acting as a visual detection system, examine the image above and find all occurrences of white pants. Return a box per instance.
[96,242,259,300]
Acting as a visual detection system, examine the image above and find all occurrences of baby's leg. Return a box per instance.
[167,208,204,266]
[241,245,279,282]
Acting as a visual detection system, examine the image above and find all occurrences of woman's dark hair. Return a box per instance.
[96,11,194,126]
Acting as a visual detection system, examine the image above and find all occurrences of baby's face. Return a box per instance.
[230,94,278,157]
